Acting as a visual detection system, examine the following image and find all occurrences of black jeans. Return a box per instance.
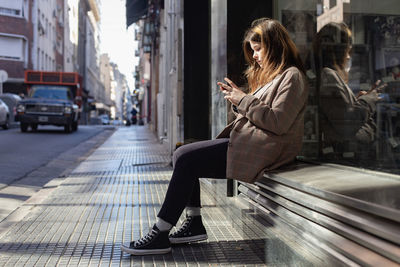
[157,138,229,225]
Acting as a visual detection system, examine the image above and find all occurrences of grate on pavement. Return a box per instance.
[0,127,271,266]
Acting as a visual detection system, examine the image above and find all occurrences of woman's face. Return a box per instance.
[250,41,264,67]
[344,47,352,72]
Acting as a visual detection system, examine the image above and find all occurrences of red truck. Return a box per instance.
[16,71,83,133]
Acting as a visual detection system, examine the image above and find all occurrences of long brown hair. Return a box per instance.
[243,18,305,93]
[312,22,352,83]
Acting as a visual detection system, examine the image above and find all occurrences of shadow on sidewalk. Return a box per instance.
[22,202,162,208]
[0,239,269,265]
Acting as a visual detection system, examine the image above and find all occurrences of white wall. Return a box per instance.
[84,8,104,110]
[157,0,184,154]
[36,0,57,71]
[157,10,167,140]
[63,0,74,72]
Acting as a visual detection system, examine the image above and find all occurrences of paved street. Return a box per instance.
[0,126,275,266]
[0,125,111,188]
[0,125,116,234]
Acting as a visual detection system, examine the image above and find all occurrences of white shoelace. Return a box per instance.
[174,217,192,235]
[134,228,158,246]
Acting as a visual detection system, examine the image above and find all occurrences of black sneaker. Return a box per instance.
[169,215,208,244]
[120,225,172,255]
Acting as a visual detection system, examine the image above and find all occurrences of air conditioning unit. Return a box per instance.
[38,20,45,35]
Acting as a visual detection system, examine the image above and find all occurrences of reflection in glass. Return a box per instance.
[313,22,380,165]
[275,0,400,225]
[277,1,400,174]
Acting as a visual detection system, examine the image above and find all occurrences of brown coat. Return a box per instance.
[216,67,308,183]
[319,67,376,145]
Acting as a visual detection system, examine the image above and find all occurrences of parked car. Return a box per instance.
[16,85,80,133]
[111,119,123,126]
[16,71,81,133]
[99,114,110,125]
[0,93,22,125]
[0,99,10,129]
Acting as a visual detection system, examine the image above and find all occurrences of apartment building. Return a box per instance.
[36,0,58,71]
[99,53,114,116]
[0,0,33,94]
[110,62,130,122]
[0,0,73,93]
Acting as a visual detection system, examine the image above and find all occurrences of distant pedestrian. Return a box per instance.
[121,18,308,256]
[131,107,137,125]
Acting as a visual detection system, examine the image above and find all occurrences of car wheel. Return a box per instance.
[20,123,28,132]
[2,115,9,130]
[64,123,72,133]
[31,124,38,131]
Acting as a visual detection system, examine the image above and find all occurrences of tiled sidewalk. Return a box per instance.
[0,126,269,266]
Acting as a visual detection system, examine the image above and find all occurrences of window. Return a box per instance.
[0,0,22,17]
[0,35,27,63]
[278,0,400,175]
[0,7,20,16]
[29,86,73,101]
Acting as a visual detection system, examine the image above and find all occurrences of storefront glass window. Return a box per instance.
[278,0,400,175]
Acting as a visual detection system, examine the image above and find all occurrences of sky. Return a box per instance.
[99,0,138,90]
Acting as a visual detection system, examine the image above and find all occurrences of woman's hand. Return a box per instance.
[217,78,247,106]
[357,79,387,99]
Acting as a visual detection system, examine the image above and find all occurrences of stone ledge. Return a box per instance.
[235,160,400,265]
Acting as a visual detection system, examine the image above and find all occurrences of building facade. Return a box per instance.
[110,62,130,122]
[0,0,120,126]
[130,0,184,152]
[0,0,33,94]
[37,0,51,71]
[99,53,114,116]
[63,0,76,72]
[0,0,75,94]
